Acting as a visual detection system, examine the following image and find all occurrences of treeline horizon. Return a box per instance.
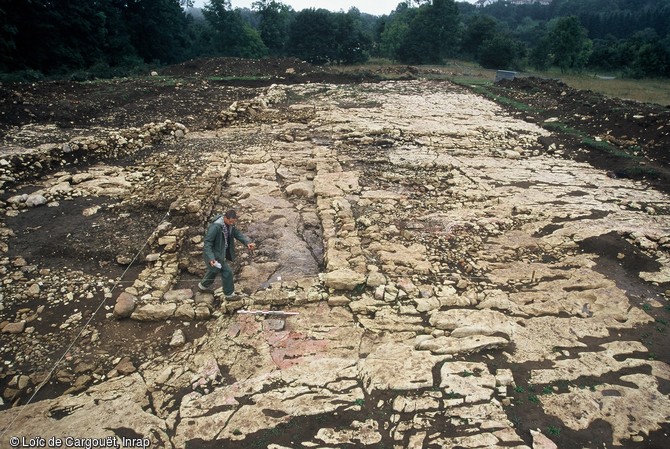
[1,0,669,82]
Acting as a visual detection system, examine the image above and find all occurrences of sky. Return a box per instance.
[191,0,478,17]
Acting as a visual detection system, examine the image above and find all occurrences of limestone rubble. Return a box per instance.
[1,80,669,448]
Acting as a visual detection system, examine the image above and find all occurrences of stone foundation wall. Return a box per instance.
[0,120,187,189]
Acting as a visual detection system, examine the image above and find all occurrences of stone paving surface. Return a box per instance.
[1,80,669,448]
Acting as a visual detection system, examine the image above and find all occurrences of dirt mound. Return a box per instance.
[0,58,389,145]
[160,56,315,78]
[491,76,670,192]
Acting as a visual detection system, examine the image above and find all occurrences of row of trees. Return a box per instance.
[468,0,670,76]
[1,0,194,78]
[1,0,669,80]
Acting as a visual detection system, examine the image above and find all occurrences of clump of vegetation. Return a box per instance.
[466,84,537,112]
[445,390,462,399]
[581,137,633,158]
[547,425,561,436]
[542,121,584,137]
[622,166,661,179]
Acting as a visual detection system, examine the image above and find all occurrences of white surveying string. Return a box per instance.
[0,210,172,441]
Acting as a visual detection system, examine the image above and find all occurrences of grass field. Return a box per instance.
[436,60,670,107]
[552,74,670,106]
[342,59,670,107]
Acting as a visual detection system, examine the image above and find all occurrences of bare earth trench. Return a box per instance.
[1,78,669,449]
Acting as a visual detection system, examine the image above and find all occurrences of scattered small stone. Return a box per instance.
[169,329,186,348]
[25,194,47,207]
[27,283,41,297]
[115,357,136,376]
[2,321,26,334]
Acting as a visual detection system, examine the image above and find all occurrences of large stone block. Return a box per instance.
[113,292,137,319]
[324,268,366,291]
[131,303,177,321]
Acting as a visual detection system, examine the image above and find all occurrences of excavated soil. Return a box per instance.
[489,76,670,191]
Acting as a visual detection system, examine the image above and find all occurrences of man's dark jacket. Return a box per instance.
[203,215,250,264]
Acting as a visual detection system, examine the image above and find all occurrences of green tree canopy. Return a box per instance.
[548,16,592,72]
[461,14,498,57]
[379,6,415,62]
[392,0,461,64]
[124,0,190,65]
[3,0,670,81]
[529,33,552,71]
[287,8,337,64]
[203,0,267,58]
[589,31,665,74]
[477,34,525,70]
[0,0,140,75]
[252,0,293,56]
[334,8,372,64]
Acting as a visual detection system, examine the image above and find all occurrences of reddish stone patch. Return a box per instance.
[265,330,329,370]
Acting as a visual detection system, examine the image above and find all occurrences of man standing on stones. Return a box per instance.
[198,209,256,300]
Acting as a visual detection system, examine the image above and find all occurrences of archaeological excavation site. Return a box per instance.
[1,58,669,449]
